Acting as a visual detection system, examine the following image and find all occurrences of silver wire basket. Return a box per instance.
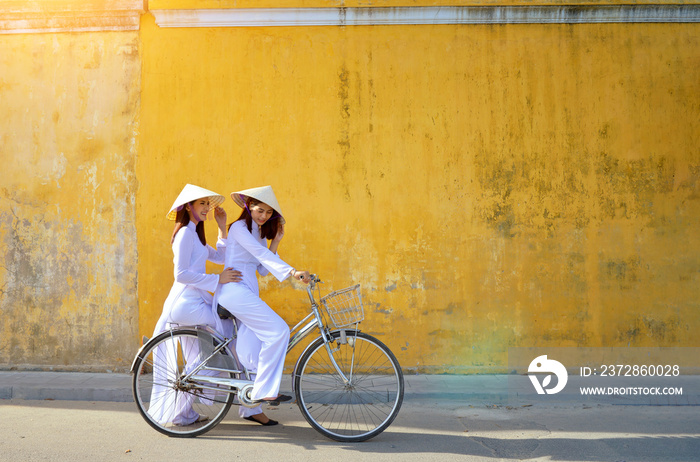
[320,284,364,328]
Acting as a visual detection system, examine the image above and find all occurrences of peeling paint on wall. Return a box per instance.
[4,11,697,373]
[0,31,140,371]
[135,18,699,374]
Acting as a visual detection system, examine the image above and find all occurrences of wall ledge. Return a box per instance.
[0,0,145,34]
[150,5,700,27]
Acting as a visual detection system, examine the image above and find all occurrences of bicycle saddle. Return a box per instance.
[217,304,235,320]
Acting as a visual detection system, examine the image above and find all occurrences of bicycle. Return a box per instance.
[130,274,404,442]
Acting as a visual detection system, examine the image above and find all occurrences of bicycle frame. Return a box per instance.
[131,272,403,442]
[157,276,357,402]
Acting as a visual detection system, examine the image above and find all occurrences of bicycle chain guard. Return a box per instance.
[237,384,259,408]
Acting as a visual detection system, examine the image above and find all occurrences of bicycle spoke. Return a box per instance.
[295,332,404,441]
[132,329,236,437]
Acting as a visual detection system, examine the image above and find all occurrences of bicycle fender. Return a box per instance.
[130,339,154,373]
[291,328,362,393]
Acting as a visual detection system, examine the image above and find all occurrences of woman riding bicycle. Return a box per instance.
[214,185,310,426]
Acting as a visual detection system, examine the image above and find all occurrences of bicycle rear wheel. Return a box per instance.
[132,328,236,437]
[293,331,404,442]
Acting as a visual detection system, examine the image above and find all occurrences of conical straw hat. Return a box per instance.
[231,185,285,224]
[167,184,225,220]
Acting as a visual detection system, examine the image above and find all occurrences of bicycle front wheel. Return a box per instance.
[132,328,236,437]
[294,331,404,442]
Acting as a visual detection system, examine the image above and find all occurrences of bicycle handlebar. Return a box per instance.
[306,274,321,298]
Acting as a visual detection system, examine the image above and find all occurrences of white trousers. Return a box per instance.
[150,290,220,426]
[218,283,290,401]
[169,291,220,330]
[148,336,200,425]
[235,323,263,417]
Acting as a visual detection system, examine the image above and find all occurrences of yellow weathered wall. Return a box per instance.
[0,30,141,370]
[1,1,698,373]
[137,12,700,373]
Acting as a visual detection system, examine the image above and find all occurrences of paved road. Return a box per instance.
[1,372,699,461]
[1,398,699,461]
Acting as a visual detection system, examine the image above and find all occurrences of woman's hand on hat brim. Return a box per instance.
[214,206,227,226]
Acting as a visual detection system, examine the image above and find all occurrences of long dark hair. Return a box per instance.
[171,201,206,246]
[235,197,281,240]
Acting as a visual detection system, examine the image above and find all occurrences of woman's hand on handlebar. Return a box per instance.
[293,270,312,284]
[219,267,242,284]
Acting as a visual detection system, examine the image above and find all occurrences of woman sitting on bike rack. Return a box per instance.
[214,185,311,426]
[151,184,242,426]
